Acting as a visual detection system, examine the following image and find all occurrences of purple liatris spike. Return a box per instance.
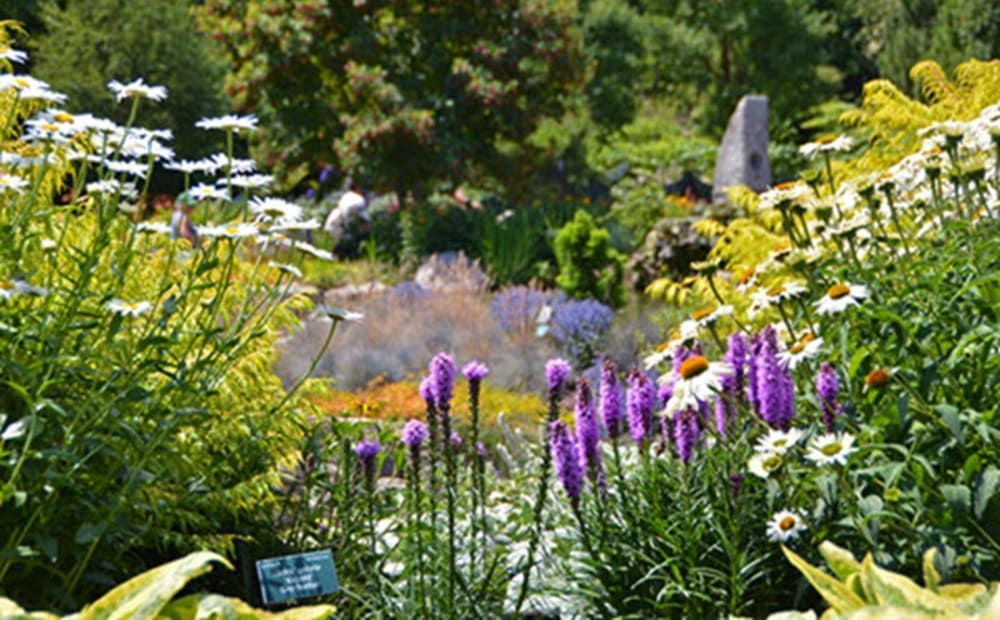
[545,358,572,392]
[463,360,490,383]
[449,431,463,447]
[715,332,749,435]
[475,441,486,456]
[354,439,380,477]
[599,360,623,439]
[550,420,583,507]
[755,326,796,430]
[657,382,673,408]
[574,378,604,485]
[816,362,841,433]
[673,407,699,462]
[401,420,427,451]
[419,375,435,410]
[748,332,764,414]
[429,352,457,411]
[626,368,655,446]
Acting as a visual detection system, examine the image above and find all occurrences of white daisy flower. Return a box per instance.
[764,281,808,305]
[106,299,153,317]
[103,159,149,179]
[195,114,258,133]
[87,179,128,195]
[0,279,29,301]
[754,428,804,455]
[270,218,321,232]
[660,355,732,414]
[758,182,810,210]
[778,332,824,370]
[209,153,256,174]
[41,238,57,252]
[805,432,857,466]
[165,159,216,175]
[0,47,28,64]
[287,239,334,261]
[0,173,29,194]
[814,282,868,316]
[219,173,273,189]
[748,451,784,479]
[201,222,259,239]
[107,78,167,103]
[249,196,303,223]
[136,221,171,235]
[187,156,224,176]
[691,304,733,328]
[188,183,230,202]
[735,266,757,293]
[0,75,66,102]
[799,135,853,158]
[766,510,807,543]
[270,262,303,279]
[642,344,674,370]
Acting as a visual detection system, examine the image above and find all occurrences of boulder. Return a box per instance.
[712,95,771,204]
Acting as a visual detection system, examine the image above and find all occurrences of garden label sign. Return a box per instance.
[255,550,339,605]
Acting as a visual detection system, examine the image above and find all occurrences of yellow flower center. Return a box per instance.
[866,368,891,389]
[692,306,717,321]
[738,267,755,285]
[827,283,851,299]
[773,439,787,449]
[789,333,816,354]
[41,122,59,132]
[820,442,843,456]
[767,284,785,297]
[15,78,29,88]
[225,226,240,235]
[764,454,783,470]
[772,242,790,254]
[775,181,796,191]
[679,356,709,380]
[816,135,837,144]
[54,112,74,123]
[779,515,797,531]
[655,341,670,353]
[0,280,14,290]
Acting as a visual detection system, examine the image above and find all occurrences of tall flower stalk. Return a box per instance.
[462,360,489,578]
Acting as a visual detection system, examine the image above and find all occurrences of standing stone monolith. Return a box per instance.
[712,95,771,204]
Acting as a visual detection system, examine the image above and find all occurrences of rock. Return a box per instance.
[627,217,713,291]
[414,251,489,293]
[712,95,771,204]
[322,281,387,305]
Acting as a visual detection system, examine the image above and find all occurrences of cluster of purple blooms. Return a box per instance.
[548,323,843,504]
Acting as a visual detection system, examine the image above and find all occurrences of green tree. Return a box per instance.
[554,209,625,307]
[639,0,837,135]
[582,0,647,129]
[196,1,586,201]
[31,0,228,167]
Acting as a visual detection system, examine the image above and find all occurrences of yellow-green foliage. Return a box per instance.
[647,57,1000,316]
[766,542,1000,620]
[0,552,335,619]
[841,59,1000,173]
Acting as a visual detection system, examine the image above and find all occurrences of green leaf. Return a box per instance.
[858,554,960,615]
[940,484,971,513]
[819,541,862,581]
[935,404,963,444]
[78,551,228,620]
[161,593,335,619]
[75,522,108,545]
[922,547,941,591]
[781,545,865,613]
[974,466,1000,520]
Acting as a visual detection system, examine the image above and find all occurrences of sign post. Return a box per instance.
[254,549,339,606]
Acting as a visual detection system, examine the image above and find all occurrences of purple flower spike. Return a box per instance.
[550,420,583,507]
[716,332,749,435]
[401,420,427,450]
[599,360,624,439]
[754,326,796,430]
[657,382,674,409]
[475,441,486,456]
[354,439,380,476]
[673,407,699,462]
[429,352,457,411]
[817,362,841,433]
[449,431,463,447]
[626,368,656,447]
[574,378,603,484]
[419,375,435,409]
[462,360,490,382]
[545,358,572,392]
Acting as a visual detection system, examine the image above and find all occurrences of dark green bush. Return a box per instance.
[553,210,625,307]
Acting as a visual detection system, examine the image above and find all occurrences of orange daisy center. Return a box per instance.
[816,135,837,144]
[827,283,851,299]
[789,333,816,354]
[738,267,755,285]
[692,306,717,321]
[866,368,891,388]
[679,356,710,380]
[779,515,796,530]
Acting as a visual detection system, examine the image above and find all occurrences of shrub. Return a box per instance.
[553,209,625,307]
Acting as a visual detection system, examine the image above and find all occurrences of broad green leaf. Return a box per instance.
[857,554,960,615]
[74,522,107,546]
[161,594,335,619]
[819,542,862,581]
[78,551,228,620]
[935,404,963,444]
[782,546,865,613]
[940,484,971,513]
[921,548,940,592]
[974,466,1000,520]
[936,583,987,601]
